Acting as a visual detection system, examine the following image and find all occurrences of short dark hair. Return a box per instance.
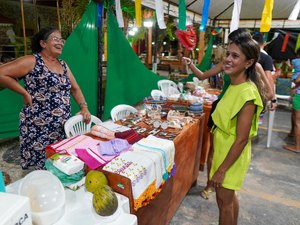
[31,27,58,53]
[252,32,265,45]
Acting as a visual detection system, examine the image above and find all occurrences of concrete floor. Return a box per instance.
[1,104,299,225]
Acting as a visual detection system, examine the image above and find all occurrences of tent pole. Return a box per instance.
[56,0,61,32]
[97,4,104,119]
[20,0,27,55]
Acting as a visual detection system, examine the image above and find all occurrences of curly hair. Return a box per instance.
[31,27,58,53]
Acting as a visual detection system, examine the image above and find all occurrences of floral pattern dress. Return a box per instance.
[19,53,71,169]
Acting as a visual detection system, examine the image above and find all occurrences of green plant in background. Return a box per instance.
[61,0,89,38]
[165,17,176,41]
[13,36,32,58]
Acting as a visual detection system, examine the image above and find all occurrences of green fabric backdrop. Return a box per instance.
[103,10,163,120]
[60,1,98,117]
[0,88,23,138]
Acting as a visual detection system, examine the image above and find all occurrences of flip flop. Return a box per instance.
[200,188,213,200]
[283,145,300,153]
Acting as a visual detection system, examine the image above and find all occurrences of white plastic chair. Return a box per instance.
[151,89,166,99]
[64,114,102,138]
[157,80,179,97]
[110,104,138,121]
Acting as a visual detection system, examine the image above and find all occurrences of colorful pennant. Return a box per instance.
[260,0,274,32]
[230,0,242,33]
[135,0,142,27]
[295,34,300,52]
[199,0,210,32]
[155,0,166,29]
[115,0,124,27]
[178,0,186,30]
[281,32,290,53]
[288,0,300,20]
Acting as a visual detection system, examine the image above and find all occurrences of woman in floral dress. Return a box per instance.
[0,28,91,169]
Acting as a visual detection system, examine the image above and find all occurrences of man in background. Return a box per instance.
[253,32,277,111]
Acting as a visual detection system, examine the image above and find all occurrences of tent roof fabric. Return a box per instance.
[169,0,299,20]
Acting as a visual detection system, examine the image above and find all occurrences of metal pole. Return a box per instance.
[97,4,104,119]
[20,0,27,55]
[152,22,158,73]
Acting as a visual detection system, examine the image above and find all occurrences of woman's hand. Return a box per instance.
[209,169,225,188]
[182,57,192,66]
[22,92,32,107]
[77,107,91,123]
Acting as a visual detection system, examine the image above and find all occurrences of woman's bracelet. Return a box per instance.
[79,102,88,108]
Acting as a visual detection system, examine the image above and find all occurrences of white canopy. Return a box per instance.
[174,0,299,20]
[142,0,300,28]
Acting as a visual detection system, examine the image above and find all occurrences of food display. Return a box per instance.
[93,185,119,217]
[85,170,108,193]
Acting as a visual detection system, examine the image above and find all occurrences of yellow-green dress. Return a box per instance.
[210,82,263,190]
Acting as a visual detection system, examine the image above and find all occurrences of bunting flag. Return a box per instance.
[115,0,124,27]
[230,0,242,33]
[288,0,300,20]
[104,28,107,61]
[155,0,166,29]
[281,32,290,52]
[295,34,300,52]
[199,0,210,32]
[260,0,274,32]
[263,33,269,42]
[178,0,186,30]
[135,0,142,27]
[97,3,103,28]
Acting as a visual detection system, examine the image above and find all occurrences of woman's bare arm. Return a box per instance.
[182,57,223,80]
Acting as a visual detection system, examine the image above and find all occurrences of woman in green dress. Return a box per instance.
[209,34,267,225]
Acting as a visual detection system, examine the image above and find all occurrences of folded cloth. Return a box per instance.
[115,129,144,144]
[99,138,131,156]
[91,124,115,140]
[75,148,103,169]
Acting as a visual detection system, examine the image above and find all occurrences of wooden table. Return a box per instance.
[199,103,212,171]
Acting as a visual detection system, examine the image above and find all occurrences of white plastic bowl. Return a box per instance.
[18,170,65,225]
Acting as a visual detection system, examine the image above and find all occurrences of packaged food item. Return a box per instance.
[52,154,84,175]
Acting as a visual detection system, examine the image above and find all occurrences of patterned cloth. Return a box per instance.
[211,82,263,190]
[19,53,71,169]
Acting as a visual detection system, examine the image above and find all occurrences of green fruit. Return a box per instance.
[85,170,108,193]
[93,185,118,216]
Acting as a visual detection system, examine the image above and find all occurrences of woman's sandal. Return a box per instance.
[283,145,300,153]
[200,188,213,200]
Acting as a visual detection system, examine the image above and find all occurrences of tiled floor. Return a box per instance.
[1,104,300,225]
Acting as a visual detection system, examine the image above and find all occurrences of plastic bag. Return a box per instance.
[45,159,84,188]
